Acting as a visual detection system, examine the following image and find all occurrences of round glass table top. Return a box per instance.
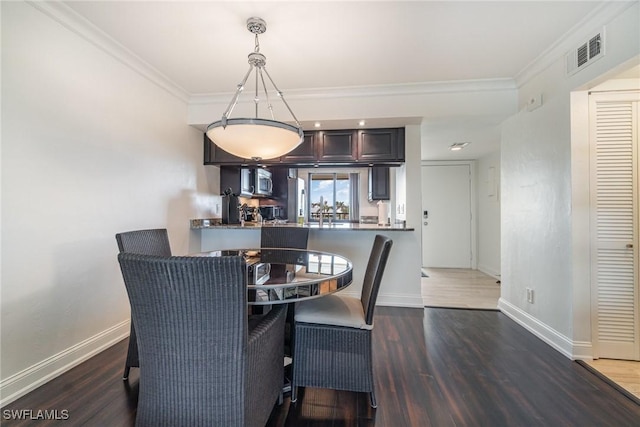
[196,248,353,304]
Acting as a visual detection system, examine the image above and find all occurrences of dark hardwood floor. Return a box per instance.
[2,307,639,426]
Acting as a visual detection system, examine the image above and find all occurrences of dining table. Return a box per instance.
[195,247,354,304]
[196,247,353,394]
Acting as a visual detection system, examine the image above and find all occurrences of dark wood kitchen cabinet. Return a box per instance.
[358,128,405,163]
[368,166,390,201]
[316,130,358,162]
[280,132,316,163]
[220,166,253,197]
[204,127,404,166]
[204,134,249,165]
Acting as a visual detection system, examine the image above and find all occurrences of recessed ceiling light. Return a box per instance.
[314,122,321,128]
[358,120,366,126]
[449,142,470,151]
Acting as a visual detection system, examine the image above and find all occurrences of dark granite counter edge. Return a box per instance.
[190,219,414,231]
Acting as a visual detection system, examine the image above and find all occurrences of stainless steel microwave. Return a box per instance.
[253,168,273,197]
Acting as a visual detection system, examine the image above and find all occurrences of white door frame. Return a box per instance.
[421,160,478,270]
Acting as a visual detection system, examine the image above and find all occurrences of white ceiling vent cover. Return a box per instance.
[566,28,605,76]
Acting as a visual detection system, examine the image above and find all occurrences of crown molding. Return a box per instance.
[27,0,190,103]
[189,78,517,105]
[514,1,637,88]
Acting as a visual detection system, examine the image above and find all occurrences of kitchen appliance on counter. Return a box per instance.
[241,204,259,222]
[259,205,284,221]
[253,168,273,197]
[221,189,241,224]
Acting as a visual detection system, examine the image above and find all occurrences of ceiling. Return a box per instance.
[62,1,608,160]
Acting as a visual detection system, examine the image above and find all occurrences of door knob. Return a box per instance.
[626,243,634,249]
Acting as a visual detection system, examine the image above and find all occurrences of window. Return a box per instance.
[309,172,351,222]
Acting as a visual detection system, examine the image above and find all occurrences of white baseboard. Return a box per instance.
[477,264,501,280]
[0,320,130,407]
[377,292,424,308]
[498,298,591,360]
[339,290,424,308]
[571,341,594,361]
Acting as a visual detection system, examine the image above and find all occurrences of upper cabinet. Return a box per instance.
[204,127,405,166]
[220,166,254,197]
[316,130,358,162]
[368,166,391,201]
[280,132,317,163]
[358,128,405,163]
[204,134,249,165]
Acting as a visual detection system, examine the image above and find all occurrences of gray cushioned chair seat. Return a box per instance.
[291,234,393,408]
[295,294,373,330]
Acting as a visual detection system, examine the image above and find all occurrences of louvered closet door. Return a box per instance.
[590,91,639,360]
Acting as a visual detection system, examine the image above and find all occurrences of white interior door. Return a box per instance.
[421,164,472,268]
[590,91,640,360]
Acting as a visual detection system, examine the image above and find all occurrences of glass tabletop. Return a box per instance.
[196,248,353,304]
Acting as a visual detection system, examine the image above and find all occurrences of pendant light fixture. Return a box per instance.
[206,17,303,161]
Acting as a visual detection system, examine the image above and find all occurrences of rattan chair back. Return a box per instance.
[115,228,172,381]
[361,235,393,325]
[117,253,285,427]
[116,228,172,257]
[260,226,309,249]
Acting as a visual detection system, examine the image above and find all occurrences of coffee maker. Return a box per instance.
[241,204,257,222]
[221,188,241,224]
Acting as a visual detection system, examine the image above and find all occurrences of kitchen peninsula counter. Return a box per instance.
[190,219,414,231]
[189,218,422,308]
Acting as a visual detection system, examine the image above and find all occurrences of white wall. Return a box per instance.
[0,2,213,404]
[499,2,640,358]
[476,151,501,278]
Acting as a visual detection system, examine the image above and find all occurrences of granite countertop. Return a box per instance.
[190,219,414,231]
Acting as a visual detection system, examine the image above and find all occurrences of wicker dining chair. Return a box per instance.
[117,253,286,427]
[291,234,393,408]
[260,226,309,250]
[115,229,172,380]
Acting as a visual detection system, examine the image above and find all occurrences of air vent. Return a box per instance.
[589,33,602,58]
[566,29,605,76]
[577,43,588,67]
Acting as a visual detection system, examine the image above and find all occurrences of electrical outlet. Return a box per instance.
[526,288,534,304]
